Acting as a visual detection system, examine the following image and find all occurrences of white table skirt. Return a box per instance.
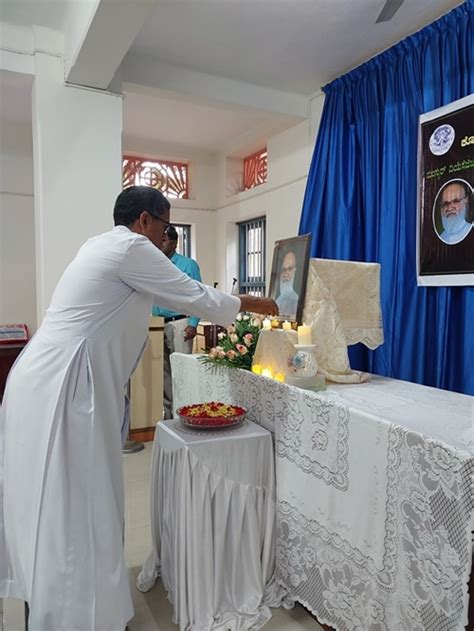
[171,354,474,631]
[137,419,289,631]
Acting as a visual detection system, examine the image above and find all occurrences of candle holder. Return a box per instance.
[286,344,326,391]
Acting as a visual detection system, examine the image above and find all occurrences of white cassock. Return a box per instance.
[0,225,240,631]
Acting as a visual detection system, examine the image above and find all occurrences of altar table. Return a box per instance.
[170,353,474,631]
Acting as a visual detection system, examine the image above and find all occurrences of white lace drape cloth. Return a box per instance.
[172,354,474,631]
[310,258,384,349]
[300,259,383,383]
[302,261,371,383]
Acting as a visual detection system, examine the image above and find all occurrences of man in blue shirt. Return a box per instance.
[152,226,202,418]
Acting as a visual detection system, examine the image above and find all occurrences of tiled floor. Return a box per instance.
[2,443,322,630]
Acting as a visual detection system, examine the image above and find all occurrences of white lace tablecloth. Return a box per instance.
[171,354,474,631]
[137,418,288,630]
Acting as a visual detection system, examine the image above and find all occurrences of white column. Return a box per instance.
[32,52,123,322]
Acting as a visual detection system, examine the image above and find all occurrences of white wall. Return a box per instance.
[214,93,325,293]
[33,53,123,320]
[0,116,37,332]
[0,78,323,331]
[122,90,327,290]
[123,135,219,284]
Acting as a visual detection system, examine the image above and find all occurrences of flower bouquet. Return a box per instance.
[199,313,262,370]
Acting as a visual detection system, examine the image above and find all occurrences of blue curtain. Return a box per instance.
[300,1,474,395]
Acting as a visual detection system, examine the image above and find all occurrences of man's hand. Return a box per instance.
[183,325,197,341]
[239,295,279,317]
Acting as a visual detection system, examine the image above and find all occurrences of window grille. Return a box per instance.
[243,148,267,190]
[173,224,191,258]
[238,217,266,295]
[123,155,189,199]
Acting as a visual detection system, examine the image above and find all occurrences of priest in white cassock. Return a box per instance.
[0,185,278,631]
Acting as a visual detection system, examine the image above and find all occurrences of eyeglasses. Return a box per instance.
[148,212,172,232]
[441,195,467,212]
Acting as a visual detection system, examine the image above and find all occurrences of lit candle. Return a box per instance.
[271,318,279,329]
[262,318,271,330]
[274,372,285,382]
[251,364,262,375]
[282,320,292,331]
[297,324,312,346]
[262,368,273,379]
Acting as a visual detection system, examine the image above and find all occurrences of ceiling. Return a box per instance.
[128,0,464,94]
[0,0,464,153]
[0,0,71,31]
[122,86,301,152]
[0,69,298,154]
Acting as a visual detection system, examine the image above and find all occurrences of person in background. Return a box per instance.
[153,225,202,418]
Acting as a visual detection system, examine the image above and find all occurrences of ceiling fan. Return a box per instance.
[376,0,404,23]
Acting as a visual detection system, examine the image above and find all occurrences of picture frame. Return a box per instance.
[416,94,474,286]
[268,234,312,324]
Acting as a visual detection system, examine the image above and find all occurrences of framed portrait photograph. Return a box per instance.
[417,94,474,286]
[268,234,312,324]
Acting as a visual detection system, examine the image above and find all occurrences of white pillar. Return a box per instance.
[32,52,123,322]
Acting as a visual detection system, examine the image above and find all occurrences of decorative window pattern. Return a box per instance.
[243,148,267,190]
[123,155,189,199]
[238,217,266,295]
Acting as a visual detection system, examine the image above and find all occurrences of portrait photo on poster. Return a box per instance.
[417,95,474,286]
[433,179,473,246]
[268,234,311,324]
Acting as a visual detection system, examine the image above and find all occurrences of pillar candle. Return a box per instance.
[262,318,271,330]
[282,321,292,331]
[297,324,312,346]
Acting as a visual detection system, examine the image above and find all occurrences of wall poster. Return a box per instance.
[417,94,474,286]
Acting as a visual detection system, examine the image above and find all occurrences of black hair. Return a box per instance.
[113,186,170,227]
[165,226,179,241]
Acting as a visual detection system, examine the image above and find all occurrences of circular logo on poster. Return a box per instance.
[429,124,455,155]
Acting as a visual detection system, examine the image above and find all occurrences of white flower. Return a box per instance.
[242,314,250,320]
[236,314,242,321]
[217,332,226,340]
[229,333,238,344]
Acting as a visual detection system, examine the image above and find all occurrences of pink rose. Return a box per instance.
[236,344,248,355]
[243,333,254,346]
[226,350,237,360]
